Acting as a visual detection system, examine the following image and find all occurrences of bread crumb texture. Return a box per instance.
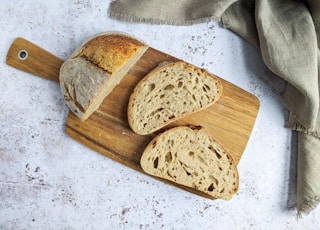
[128,61,222,135]
[140,126,238,200]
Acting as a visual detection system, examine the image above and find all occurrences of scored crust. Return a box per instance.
[76,32,146,74]
[59,31,148,120]
[128,61,223,135]
[140,126,239,200]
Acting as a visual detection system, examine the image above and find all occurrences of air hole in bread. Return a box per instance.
[164,84,174,90]
[178,82,183,88]
[168,115,175,120]
[163,71,169,77]
[165,152,172,163]
[197,156,206,165]
[167,171,174,179]
[189,151,195,157]
[152,141,157,148]
[215,151,222,159]
[153,157,159,169]
[211,176,219,186]
[147,83,155,92]
[204,84,211,91]
[160,94,165,99]
[208,183,215,192]
[192,95,197,102]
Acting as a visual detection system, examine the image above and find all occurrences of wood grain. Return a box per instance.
[6,38,63,82]
[6,37,260,199]
[66,47,259,166]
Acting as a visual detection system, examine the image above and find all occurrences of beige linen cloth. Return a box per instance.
[109,0,320,216]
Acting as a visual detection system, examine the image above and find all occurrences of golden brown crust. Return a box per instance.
[77,34,146,74]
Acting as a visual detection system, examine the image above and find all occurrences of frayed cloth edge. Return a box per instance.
[297,196,320,219]
[108,9,219,26]
[282,90,320,138]
[288,121,320,138]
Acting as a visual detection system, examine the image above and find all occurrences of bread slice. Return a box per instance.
[128,61,223,135]
[59,31,148,120]
[140,126,238,200]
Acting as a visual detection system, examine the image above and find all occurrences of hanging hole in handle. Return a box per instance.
[18,49,28,60]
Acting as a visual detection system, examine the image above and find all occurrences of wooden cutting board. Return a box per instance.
[6,37,260,198]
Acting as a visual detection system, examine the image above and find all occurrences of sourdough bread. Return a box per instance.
[59,32,148,120]
[128,61,223,135]
[140,126,239,200]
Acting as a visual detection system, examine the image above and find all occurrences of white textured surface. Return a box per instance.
[0,0,319,229]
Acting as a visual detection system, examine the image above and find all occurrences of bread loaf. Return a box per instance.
[59,32,148,120]
[128,61,223,135]
[140,126,239,200]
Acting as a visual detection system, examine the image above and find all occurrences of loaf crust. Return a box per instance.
[59,31,148,120]
[128,61,223,135]
[140,126,239,200]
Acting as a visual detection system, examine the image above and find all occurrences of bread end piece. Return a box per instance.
[60,31,149,120]
[140,126,239,200]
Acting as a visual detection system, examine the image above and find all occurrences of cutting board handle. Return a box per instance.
[6,38,64,82]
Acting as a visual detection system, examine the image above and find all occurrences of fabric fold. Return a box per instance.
[221,0,259,49]
[109,0,320,216]
[297,132,320,216]
[109,0,236,25]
